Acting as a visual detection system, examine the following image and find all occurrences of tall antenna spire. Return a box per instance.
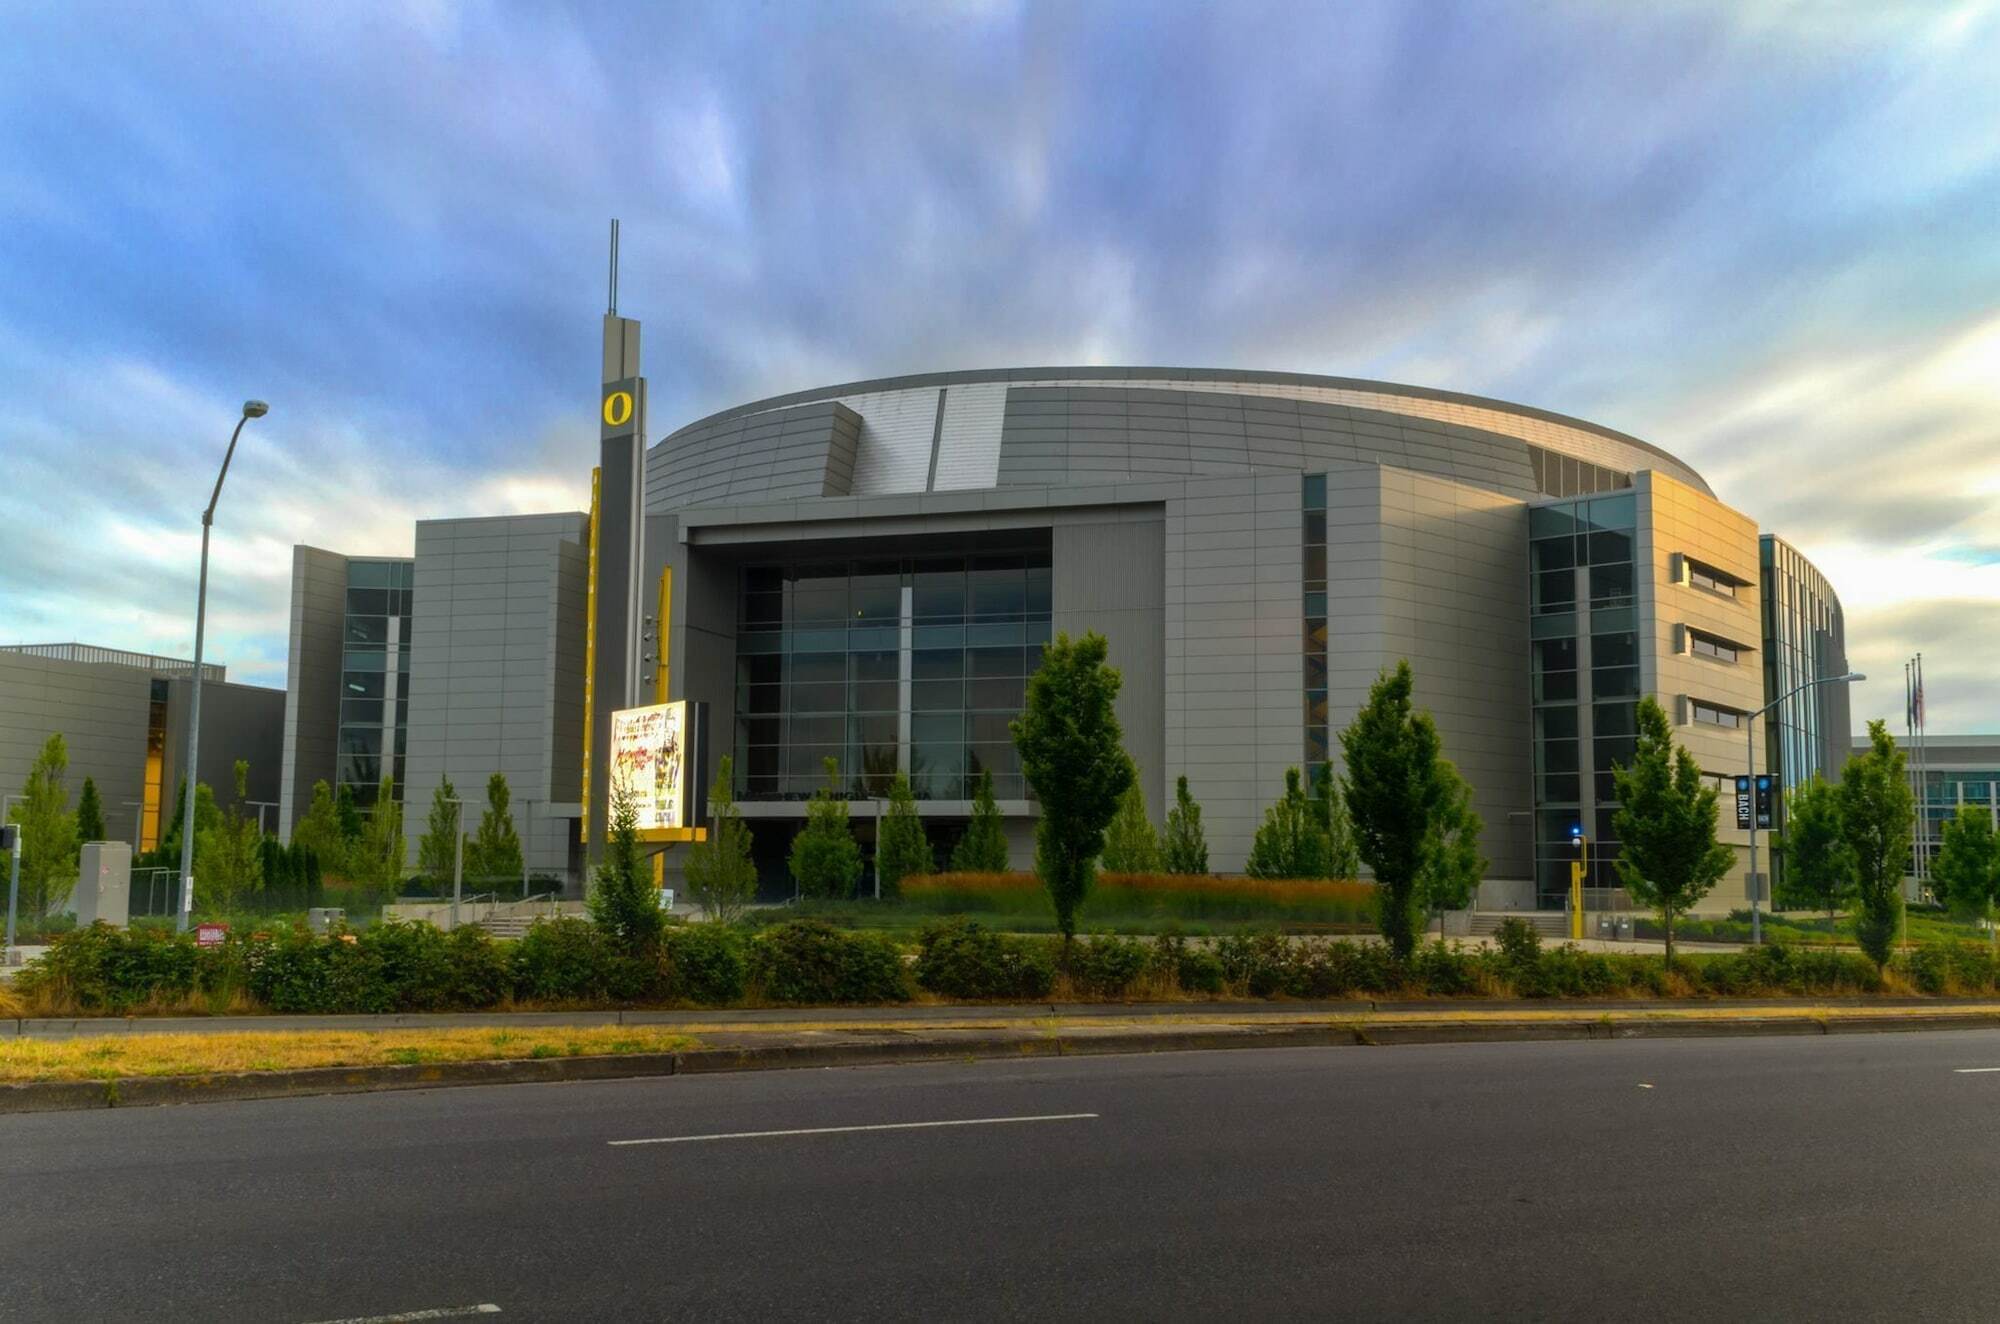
[608,218,621,316]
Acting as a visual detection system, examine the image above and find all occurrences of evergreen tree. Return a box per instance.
[789,757,863,899]
[1840,721,1915,968]
[1934,804,2000,953]
[684,755,758,922]
[7,733,77,918]
[1100,780,1161,874]
[194,761,263,913]
[1162,774,1209,875]
[354,776,406,898]
[1245,767,1329,879]
[467,772,524,886]
[1340,662,1486,960]
[1609,697,1734,968]
[1010,632,1133,952]
[588,779,663,955]
[1312,762,1360,879]
[1776,774,1857,930]
[950,768,1011,873]
[417,777,461,884]
[75,775,107,844]
[874,771,932,899]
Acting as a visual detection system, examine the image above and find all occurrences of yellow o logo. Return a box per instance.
[603,390,634,427]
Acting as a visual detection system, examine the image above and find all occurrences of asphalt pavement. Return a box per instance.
[6,1030,2000,1321]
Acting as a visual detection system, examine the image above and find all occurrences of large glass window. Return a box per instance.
[1303,475,1330,771]
[733,548,1051,801]
[1530,494,1639,904]
[338,559,413,811]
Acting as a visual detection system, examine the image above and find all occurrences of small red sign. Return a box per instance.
[195,923,228,948]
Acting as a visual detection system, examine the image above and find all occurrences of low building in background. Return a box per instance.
[0,642,283,849]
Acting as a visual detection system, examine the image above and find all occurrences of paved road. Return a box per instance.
[6,1031,2000,1321]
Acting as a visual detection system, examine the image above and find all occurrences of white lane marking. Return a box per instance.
[301,1306,500,1323]
[1954,1067,2000,1074]
[1637,1083,1655,1089]
[610,1112,1100,1146]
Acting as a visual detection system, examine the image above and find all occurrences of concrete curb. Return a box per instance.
[8,1013,2000,1115]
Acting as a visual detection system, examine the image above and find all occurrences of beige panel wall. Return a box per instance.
[1637,471,1766,911]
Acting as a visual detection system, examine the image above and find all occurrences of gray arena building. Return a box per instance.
[280,308,1851,910]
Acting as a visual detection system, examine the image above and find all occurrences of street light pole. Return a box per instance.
[3,793,23,953]
[1746,670,1865,945]
[175,400,269,933]
[445,797,465,930]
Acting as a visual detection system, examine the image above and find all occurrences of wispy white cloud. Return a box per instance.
[0,0,1996,731]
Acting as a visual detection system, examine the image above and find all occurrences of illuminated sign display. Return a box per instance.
[610,701,689,832]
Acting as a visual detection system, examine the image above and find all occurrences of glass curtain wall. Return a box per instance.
[1529,492,1639,906]
[735,549,1052,802]
[1303,474,1329,775]
[338,559,413,809]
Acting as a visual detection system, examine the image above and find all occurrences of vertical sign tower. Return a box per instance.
[585,219,647,860]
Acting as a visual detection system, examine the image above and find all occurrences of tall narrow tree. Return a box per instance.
[194,761,264,913]
[1839,721,1914,969]
[684,755,758,921]
[1246,767,1329,880]
[789,758,863,899]
[1100,780,1162,874]
[1011,632,1133,952]
[468,772,524,885]
[417,777,461,885]
[1312,762,1360,879]
[355,776,407,899]
[1340,662,1480,959]
[1161,775,1209,875]
[1777,774,1857,932]
[874,771,933,899]
[950,768,1011,873]
[75,775,107,844]
[334,781,364,853]
[588,779,663,955]
[8,734,78,918]
[1415,759,1486,935]
[291,780,349,879]
[1609,697,1734,968]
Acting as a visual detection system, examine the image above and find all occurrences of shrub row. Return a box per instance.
[17,916,1941,1015]
[16,919,910,1014]
[910,921,1228,1000]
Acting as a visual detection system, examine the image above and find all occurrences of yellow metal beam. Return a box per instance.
[580,466,601,844]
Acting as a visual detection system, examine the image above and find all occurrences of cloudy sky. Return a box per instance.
[2,1,1996,733]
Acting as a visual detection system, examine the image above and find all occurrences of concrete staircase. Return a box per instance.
[477,915,540,940]
[1468,911,1568,939]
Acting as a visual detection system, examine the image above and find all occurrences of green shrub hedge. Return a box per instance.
[912,919,1055,1000]
[18,918,1987,1015]
[747,920,909,1004]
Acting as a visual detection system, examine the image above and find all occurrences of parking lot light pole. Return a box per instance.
[1746,671,1865,945]
[175,399,269,932]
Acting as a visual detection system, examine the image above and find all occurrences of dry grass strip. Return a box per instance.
[0,1025,697,1083]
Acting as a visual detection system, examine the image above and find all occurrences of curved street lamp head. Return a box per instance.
[241,400,269,419]
[1840,671,1866,683]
